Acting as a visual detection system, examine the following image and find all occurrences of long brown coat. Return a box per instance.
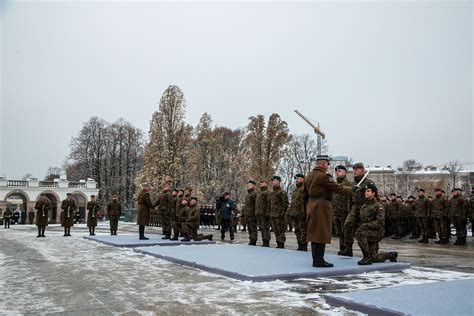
[35,196,51,227]
[137,190,153,225]
[303,167,352,243]
[61,199,76,228]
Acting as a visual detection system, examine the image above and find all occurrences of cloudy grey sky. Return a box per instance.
[1,0,472,180]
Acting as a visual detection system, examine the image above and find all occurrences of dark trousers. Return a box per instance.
[110,216,119,234]
[221,218,234,239]
[4,219,10,229]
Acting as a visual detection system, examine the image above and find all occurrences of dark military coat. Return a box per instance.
[107,201,122,217]
[61,198,76,227]
[137,191,153,225]
[269,185,289,218]
[332,177,351,219]
[303,167,352,243]
[288,183,305,218]
[431,196,447,219]
[87,201,100,227]
[255,187,270,217]
[243,189,257,217]
[35,197,51,227]
[3,209,13,220]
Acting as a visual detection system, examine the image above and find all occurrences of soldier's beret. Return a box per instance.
[172,188,178,192]
[294,173,304,179]
[353,162,364,169]
[271,175,282,182]
[441,190,446,193]
[178,189,184,192]
[451,188,456,193]
[390,193,396,196]
[260,179,268,184]
[434,188,442,192]
[418,188,425,193]
[428,196,432,199]
[248,180,256,185]
[66,193,72,196]
[366,183,378,193]
[91,195,95,197]
[408,195,415,199]
[190,196,198,201]
[335,165,347,172]
[316,155,331,162]
[397,195,402,199]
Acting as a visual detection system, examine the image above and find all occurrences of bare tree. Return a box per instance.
[44,167,62,181]
[401,159,423,196]
[446,160,462,190]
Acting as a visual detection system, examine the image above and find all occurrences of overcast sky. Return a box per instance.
[1,0,472,180]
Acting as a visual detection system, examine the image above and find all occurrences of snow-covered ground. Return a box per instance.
[0,224,473,315]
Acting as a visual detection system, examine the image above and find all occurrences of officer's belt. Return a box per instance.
[308,196,332,202]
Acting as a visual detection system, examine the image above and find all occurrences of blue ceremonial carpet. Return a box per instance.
[83,234,215,247]
[133,244,410,282]
[325,278,474,316]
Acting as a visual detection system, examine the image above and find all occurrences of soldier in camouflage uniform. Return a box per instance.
[28,209,35,225]
[86,194,100,236]
[170,190,184,240]
[415,189,430,243]
[157,185,173,239]
[332,166,351,251]
[355,183,398,265]
[387,194,401,239]
[3,208,12,229]
[470,189,474,237]
[182,197,213,241]
[244,180,258,245]
[61,193,76,237]
[431,188,448,244]
[256,179,271,247]
[35,194,51,237]
[269,176,289,249]
[108,194,122,236]
[406,195,418,239]
[289,173,307,251]
[339,162,376,257]
[450,188,468,245]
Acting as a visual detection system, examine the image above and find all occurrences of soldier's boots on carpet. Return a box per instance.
[162,235,170,240]
[276,242,284,249]
[389,252,398,262]
[262,241,270,247]
[338,246,353,257]
[248,240,257,246]
[312,243,333,268]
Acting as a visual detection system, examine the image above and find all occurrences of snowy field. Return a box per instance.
[1,223,473,315]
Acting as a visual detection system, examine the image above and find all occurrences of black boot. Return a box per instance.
[337,246,353,257]
[64,228,68,237]
[301,243,308,252]
[207,234,213,241]
[296,243,302,251]
[248,240,256,246]
[41,227,46,237]
[262,241,270,247]
[312,243,333,268]
[389,252,398,262]
[276,242,284,249]
[358,257,373,265]
[37,227,42,238]
[139,225,149,240]
[162,235,170,240]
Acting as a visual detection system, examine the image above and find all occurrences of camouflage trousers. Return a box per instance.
[172,221,182,238]
[271,217,287,244]
[416,217,430,239]
[333,216,346,250]
[452,217,467,238]
[183,223,198,240]
[257,216,271,243]
[246,216,258,242]
[355,227,392,262]
[161,212,172,237]
[342,208,360,249]
[292,216,307,245]
[434,218,447,240]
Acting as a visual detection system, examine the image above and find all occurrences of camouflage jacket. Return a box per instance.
[414,196,430,218]
[243,189,257,217]
[431,196,448,219]
[332,177,351,219]
[187,205,200,226]
[359,198,385,233]
[352,176,375,209]
[449,196,467,219]
[255,187,270,217]
[386,200,400,219]
[269,185,289,218]
[288,183,305,218]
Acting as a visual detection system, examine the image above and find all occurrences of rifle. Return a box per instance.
[42,205,46,218]
[67,206,70,218]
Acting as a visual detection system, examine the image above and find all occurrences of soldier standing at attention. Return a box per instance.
[107,194,121,235]
[269,175,289,249]
[3,208,12,229]
[431,188,448,244]
[87,194,100,236]
[137,184,153,240]
[339,162,375,257]
[388,193,401,239]
[355,184,398,265]
[157,184,173,240]
[220,192,236,241]
[244,180,258,246]
[303,155,352,267]
[35,194,51,237]
[61,193,76,237]
[170,189,179,239]
[28,208,35,225]
[450,188,468,245]
[289,173,307,251]
[255,179,271,247]
[415,189,430,244]
[332,166,351,252]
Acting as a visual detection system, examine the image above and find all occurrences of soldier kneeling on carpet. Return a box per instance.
[182,197,213,242]
[355,183,398,265]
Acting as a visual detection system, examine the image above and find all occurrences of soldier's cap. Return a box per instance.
[428,196,432,199]
[172,188,178,192]
[259,179,268,184]
[452,188,462,192]
[91,195,95,197]
[248,180,256,185]
[335,165,347,172]
[271,175,282,182]
[190,196,198,201]
[397,195,402,199]
[294,173,304,179]
[365,183,378,193]
[178,189,184,192]
[66,193,72,196]
[418,188,425,193]
[435,188,442,192]
[316,154,331,162]
[441,190,446,193]
[408,195,415,199]
[353,162,364,169]
[390,193,396,196]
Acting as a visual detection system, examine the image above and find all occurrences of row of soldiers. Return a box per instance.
[380,188,473,245]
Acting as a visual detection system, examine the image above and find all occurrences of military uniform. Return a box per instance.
[107,200,122,235]
[244,186,257,245]
[3,209,12,229]
[450,193,468,245]
[269,183,289,248]
[220,196,236,240]
[355,195,397,265]
[170,194,180,240]
[405,198,418,238]
[470,193,474,237]
[387,198,402,239]
[289,182,307,251]
[431,193,448,244]
[61,196,76,236]
[87,199,100,235]
[414,193,430,243]
[332,176,352,251]
[28,210,35,225]
[137,190,153,239]
[255,185,271,247]
[157,189,173,239]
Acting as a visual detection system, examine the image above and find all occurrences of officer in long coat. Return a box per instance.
[61,193,76,237]
[87,195,100,235]
[303,155,352,267]
[137,184,153,240]
[3,208,12,229]
[35,194,51,237]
